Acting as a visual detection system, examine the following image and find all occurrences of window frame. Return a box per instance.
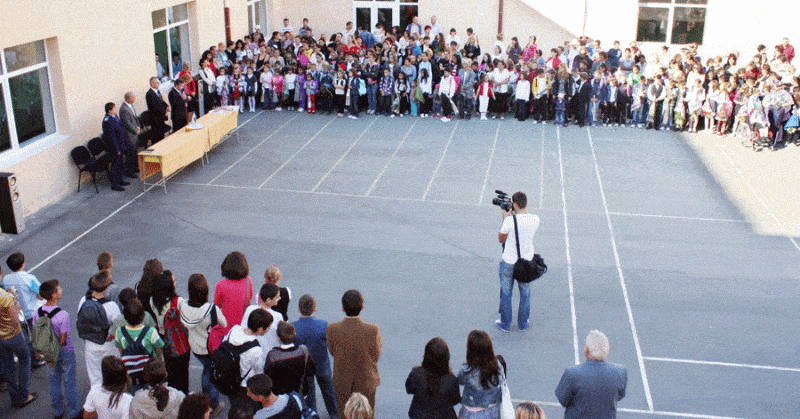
[352,0,418,32]
[637,0,707,46]
[0,40,59,160]
[152,4,192,79]
[247,0,268,35]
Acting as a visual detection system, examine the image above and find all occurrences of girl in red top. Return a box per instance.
[213,252,253,326]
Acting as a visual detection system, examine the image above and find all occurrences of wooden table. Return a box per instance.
[139,126,208,192]
[138,109,240,192]
[198,109,238,151]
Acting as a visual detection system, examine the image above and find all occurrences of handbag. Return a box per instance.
[511,215,547,283]
[499,363,514,419]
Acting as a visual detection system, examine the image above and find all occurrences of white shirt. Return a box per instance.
[242,305,281,362]
[445,34,462,49]
[430,23,443,39]
[225,324,265,387]
[491,69,510,94]
[280,25,294,34]
[500,213,540,264]
[83,385,133,419]
[439,76,457,97]
[515,80,531,101]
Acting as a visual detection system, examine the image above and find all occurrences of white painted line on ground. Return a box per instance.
[423,121,460,201]
[538,127,546,210]
[511,400,740,419]
[257,116,335,189]
[364,119,418,196]
[29,185,157,273]
[311,117,378,192]
[208,114,299,185]
[173,181,484,207]
[556,126,580,366]
[477,122,501,204]
[717,145,800,253]
[644,356,800,373]
[608,211,748,223]
[586,127,654,411]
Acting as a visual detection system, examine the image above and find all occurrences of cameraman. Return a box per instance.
[497,191,540,332]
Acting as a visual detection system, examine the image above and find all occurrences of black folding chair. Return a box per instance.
[70,146,104,193]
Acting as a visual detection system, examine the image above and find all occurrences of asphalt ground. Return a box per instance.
[1,110,798,419]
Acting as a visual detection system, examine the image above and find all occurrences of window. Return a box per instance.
[153,3,192,80]
[353,0,418,33]
[247,0,268,35]
[637,0,706,45]
[0,40,56,153]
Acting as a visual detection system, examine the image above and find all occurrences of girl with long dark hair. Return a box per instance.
[151,271,190,394]
[456,331,507,419]
[82,356,132,419]
[405,337,460,418]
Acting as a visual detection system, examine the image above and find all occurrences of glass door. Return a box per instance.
[353,1,401,31]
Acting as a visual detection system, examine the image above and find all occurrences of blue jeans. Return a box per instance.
[305,367,337,418]
[0,332,31,405]
[588,100,600,125]
[195,353,220,409]
[499,261,531,329]
[49,349,81,417]
[367,83,378,112]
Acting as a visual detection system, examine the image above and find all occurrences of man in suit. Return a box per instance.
[145,77,169,143]
[101,103,130,192]
[555,330,627,419]
[168,78,188,132]
[119,92,141,177]
[292,294,337,418]
[326,290,381,419]
[574,72,591,127]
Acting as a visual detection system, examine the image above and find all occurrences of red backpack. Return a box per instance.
[163,297,190,357]
[206,305,229,355]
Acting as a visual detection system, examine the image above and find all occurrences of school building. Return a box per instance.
[0,0,792,221]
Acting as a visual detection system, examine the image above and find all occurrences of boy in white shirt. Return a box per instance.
[77,270,121,387]
[242,284,282,362]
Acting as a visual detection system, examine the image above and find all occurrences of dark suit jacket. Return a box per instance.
[326,316,381,391]
[102,115,127,154]
[118,102,141,145]
[168,88,187,131]
[555,359,627,419]
[145,88,168,127]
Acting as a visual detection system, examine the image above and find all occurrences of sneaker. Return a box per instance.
[494,320,510,333]
[531,120,538,124]
[276,107,283,111]
[518,323,530,332]
[603,123,608,127]
[480,116,488,120]
[390,114,396,118]
[337,113,343,117]
[491,115,496,120]
[441,117,450,122]
[500,116,505,120]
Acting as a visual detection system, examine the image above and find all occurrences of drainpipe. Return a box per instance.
[224,0,232,42]
[498,0,504,34]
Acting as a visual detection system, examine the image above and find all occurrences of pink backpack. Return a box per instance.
[206,305,229,355]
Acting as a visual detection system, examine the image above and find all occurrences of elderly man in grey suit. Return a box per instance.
[119,91,141,177]
[555,330,627,419]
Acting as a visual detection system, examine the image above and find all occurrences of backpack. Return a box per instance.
[210,336,259,396]
[76,293,111,345]
[32,307,62,364]
[206,305,229,355]
[289,392,319,419]
[163,297,190,357]
[120,326,153,381]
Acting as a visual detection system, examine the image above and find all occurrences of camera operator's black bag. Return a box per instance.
[511,214,547,283]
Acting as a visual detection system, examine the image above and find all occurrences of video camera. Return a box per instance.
[492,190,513,211]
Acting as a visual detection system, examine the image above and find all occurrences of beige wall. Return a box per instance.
[0,0,243,216]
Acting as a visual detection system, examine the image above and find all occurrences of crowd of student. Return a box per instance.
[173,17,800,148]
[0,248,627,419]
